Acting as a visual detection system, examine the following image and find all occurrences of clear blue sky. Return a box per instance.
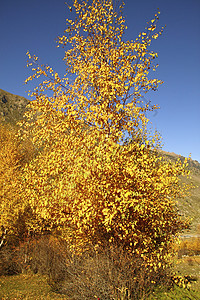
[1,0,200,162]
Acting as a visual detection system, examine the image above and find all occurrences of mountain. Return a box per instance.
[0,89,29,125]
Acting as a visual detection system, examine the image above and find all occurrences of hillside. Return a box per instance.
[160,150,200,173]
[160,150,200,234]
[0,88,28,125]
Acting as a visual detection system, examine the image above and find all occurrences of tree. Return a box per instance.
[0,122,21,233]
[19,0,191,276]
[0,120,35,246]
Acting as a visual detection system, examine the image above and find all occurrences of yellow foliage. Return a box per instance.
[0,121,35,239]
[18,0,191,273]
[0,122,23,232]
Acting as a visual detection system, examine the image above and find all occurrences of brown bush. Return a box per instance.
[1,234,172,299]
[49,244,170,300]
[0,243,22,275]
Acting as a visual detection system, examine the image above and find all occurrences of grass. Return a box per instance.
[1,260,200,300]
[147,285,200,300]
[0,273,67,299]
[174,255,200,292]
[147,250,200,299]
[178,173,200,233]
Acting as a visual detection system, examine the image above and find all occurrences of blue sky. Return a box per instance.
[1,0,200,162]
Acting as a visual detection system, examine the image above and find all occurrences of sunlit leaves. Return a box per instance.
[0,122,26,232]
[18,0,192,276]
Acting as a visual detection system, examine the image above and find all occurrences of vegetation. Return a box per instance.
[0,273,67,299]
[0,88,28,125]
[0,234,200,299]
[0,0,199,299]
[19,0,191,254]
[0,273,200,299]
[161,151,200,233]
[0,121,33,240]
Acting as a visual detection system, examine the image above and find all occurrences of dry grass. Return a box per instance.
[0,273,67,299]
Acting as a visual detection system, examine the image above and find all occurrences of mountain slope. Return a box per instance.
[0,89,28,125]
[160,150,200,233]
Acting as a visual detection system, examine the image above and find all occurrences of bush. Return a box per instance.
[0,243,22,276]
[34,241,171,300]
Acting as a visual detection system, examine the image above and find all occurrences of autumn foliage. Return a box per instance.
[0,120,35,242]
[11,0,191,287]
[0,122,22,234]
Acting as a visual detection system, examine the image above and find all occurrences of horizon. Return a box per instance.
[1,0,200,162]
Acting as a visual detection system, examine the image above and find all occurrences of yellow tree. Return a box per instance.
[0,120,35,246]
[19,0,191,274]
[0,122,21,232]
